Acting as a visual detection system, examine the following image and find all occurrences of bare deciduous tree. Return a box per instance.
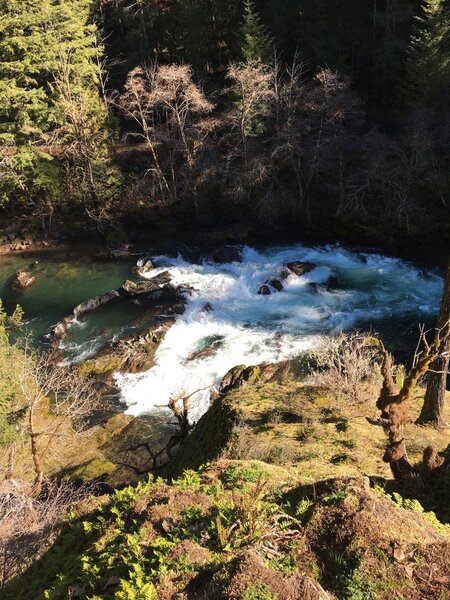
[310,332,383,406]
[117,386,212,474]
[5,347,101,496]
[115,64,214,205]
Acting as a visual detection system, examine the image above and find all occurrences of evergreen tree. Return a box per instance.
[403,0,450,112]
[0,0,102,144]
[172,0,215,70]
[240,0,273,63]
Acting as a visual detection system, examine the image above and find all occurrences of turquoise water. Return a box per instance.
[0,246,142,353]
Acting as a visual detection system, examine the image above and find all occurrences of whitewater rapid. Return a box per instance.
[115,244,443,422]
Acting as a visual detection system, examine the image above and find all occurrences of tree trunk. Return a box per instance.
[417,257,450,427]
[29,406,44,496]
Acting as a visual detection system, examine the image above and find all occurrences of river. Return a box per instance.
[0,242,443,422]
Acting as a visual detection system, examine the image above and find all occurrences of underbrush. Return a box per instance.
[4,469,450,600]
[308,332,383,406]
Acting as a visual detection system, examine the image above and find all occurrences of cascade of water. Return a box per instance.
[115,244,443,422]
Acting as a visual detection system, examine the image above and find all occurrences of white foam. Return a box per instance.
[116,244,443,422]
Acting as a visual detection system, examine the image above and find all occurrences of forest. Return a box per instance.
[0,0,449,255]
[0,1,450,599]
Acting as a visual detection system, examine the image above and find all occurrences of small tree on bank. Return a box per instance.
[4,346,100,496]
[227,60,274,159]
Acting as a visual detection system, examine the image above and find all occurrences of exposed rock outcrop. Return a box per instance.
[52,269,191,341]
[51,289,121,338]
[122,271,172,296]
[132,255,155,276]
[219,361,288,394]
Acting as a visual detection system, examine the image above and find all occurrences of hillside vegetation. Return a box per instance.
[3,362,450,599]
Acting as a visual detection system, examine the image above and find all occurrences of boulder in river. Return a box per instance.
[51,289,121,339]
[81,316,178,379]
[186,335,225,362]
[133,255,155,276]
[11,271,36,291]
[211,245,242,264]
[121,271,172,296]
[258,278,284,295]
[285,261,316,277]
[258,284,272,295]
[325,275,340,289]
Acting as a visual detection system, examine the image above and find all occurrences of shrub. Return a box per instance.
[309,333,382,405]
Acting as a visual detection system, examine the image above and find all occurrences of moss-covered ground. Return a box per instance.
[4,369,450,599]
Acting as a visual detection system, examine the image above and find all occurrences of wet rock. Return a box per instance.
[201,302,214,313]
[211,245,242,264]
[133,255,154,276]
[121,271,172,296]
[84,317,177,378]
[325,275,340,289]
[258,278,284,295]
[309,282,319,294]
[186,335,225,362]
[51,289,121,339]
[269,278,284,292]
[219,365,262,394]
[285,261,316,277]
[11,270,35,291]
[258,284,272,295]
[129,286,191,309]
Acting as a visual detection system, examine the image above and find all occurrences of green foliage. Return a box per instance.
[210,480,298,552]
[173,469,202,491]
[327,549,376,600]
[0,300,24,446]
[0,146,60,207]
[240,0,273,63]
[322,489,347,506]
[3,469,305,598]
[222,462,268,487]
[241,582,275,600]
[391,491,450,532]
[403,0,450,112]
[295,498,314,525]
[0,0,102,143]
